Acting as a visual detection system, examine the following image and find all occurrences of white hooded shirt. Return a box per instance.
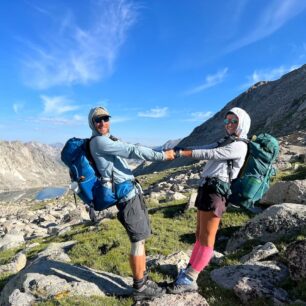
[192,107,251,184]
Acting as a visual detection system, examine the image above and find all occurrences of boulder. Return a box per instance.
[147,251,189,277]
[185,192,198,210]
[166,192,187,201]
[233,276,289,304]
[240,242,279,263]
[146,292,209,305]
[210,261,288,290]
[0,241,133,306]
[285,240,306,281]
[0,252,27,274]
[261,180,306,204]
[8,289,35,306]
[0,234,25,251]
[226,203,306,252]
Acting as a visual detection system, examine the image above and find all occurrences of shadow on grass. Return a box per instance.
[179,232,196,244]
[148,203,187,218]
[282,165,306,181]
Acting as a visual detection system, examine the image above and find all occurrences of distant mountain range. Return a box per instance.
[134,64,306,175]
[0,141,69,192]
[0,138,180,192]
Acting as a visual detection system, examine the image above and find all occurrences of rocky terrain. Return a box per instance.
[0,141,69,192]
[0,138,305,305]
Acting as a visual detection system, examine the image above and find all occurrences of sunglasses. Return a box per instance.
[224,118,238,125]
[94,116,110,124]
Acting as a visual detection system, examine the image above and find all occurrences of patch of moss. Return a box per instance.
[0,247,24,265]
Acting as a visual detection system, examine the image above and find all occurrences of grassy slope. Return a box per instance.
[0,164,305,305]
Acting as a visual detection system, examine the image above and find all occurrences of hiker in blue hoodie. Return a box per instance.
[168,107,251,294]
[88,106,175,301]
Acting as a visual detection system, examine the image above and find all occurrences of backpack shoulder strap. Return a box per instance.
[219,136,249,183]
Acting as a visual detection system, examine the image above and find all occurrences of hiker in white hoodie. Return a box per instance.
[168,107,251,294]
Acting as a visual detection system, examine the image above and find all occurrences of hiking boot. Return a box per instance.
[133,280,165,301]
[167,269,198,294]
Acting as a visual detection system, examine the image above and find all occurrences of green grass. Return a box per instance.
[273,163,306,183]
[67,200,195,277]
[0,247,24,265]
[35,295,133,306]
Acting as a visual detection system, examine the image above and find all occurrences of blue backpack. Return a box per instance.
[61,137,117,211]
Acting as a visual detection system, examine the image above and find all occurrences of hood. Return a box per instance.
[88,106,110,137]
[227,107,251,139]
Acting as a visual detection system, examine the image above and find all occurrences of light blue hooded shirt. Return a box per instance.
[88,107,166,201]
[192,107,251,183]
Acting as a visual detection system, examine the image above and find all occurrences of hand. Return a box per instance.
[164,149,175,160]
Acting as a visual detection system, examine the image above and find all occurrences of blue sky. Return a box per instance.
[1,0,306,146]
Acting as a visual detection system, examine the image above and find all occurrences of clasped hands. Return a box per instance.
[163,148,191,160]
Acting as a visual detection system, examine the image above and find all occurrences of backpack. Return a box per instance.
[61,137,117,211]
[228,133,279,211]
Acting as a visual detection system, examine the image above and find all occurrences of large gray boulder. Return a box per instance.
[233,276,289,304]
[0,234,25,251]
[0,241,132,306]
[261,180,306,204]
[146,292,209,305]
[0,252,27,274]
[285,240,306,281]
[226,203,306,252]
[210,261,289,304]
[210,261,288,290]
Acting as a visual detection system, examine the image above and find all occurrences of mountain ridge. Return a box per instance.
[134,65,306,175]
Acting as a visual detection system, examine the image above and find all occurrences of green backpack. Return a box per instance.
[228,133,279,212]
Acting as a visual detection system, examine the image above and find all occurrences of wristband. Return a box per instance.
[174,149,182,158]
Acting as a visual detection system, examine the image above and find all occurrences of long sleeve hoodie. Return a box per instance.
[192,107,251,184]
[88,107,166,201]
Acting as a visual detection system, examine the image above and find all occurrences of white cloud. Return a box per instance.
[227,0,306,52]
[111,116,130,123]
[138,107,168,118]
[13,103,24,113]
[243,65,300,88]
[184,68,228,95]
[73,114,84,121]
[21,0,138,89]
[185,111,213,122]
[41,95,79,115]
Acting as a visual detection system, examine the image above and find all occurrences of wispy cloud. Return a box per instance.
[242,65,300,88]
[111,116,131,123]
[184,111,213,122]
[227,0,306,52]
[41,95,79,115]
[13,102,24,113]
[21,0,138,89]
[184,68,228,95]
[138,107,168,118]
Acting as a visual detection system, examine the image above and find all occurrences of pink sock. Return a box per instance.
[191,245,214,272]
[189,240,200,266]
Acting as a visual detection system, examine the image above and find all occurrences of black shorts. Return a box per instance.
[116,193,151,242]
[195,183,227,217]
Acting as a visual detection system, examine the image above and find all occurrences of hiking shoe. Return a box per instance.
[167,269,198,294]
[133,280,165,301]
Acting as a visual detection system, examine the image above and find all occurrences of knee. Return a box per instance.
[130,240,145,256]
